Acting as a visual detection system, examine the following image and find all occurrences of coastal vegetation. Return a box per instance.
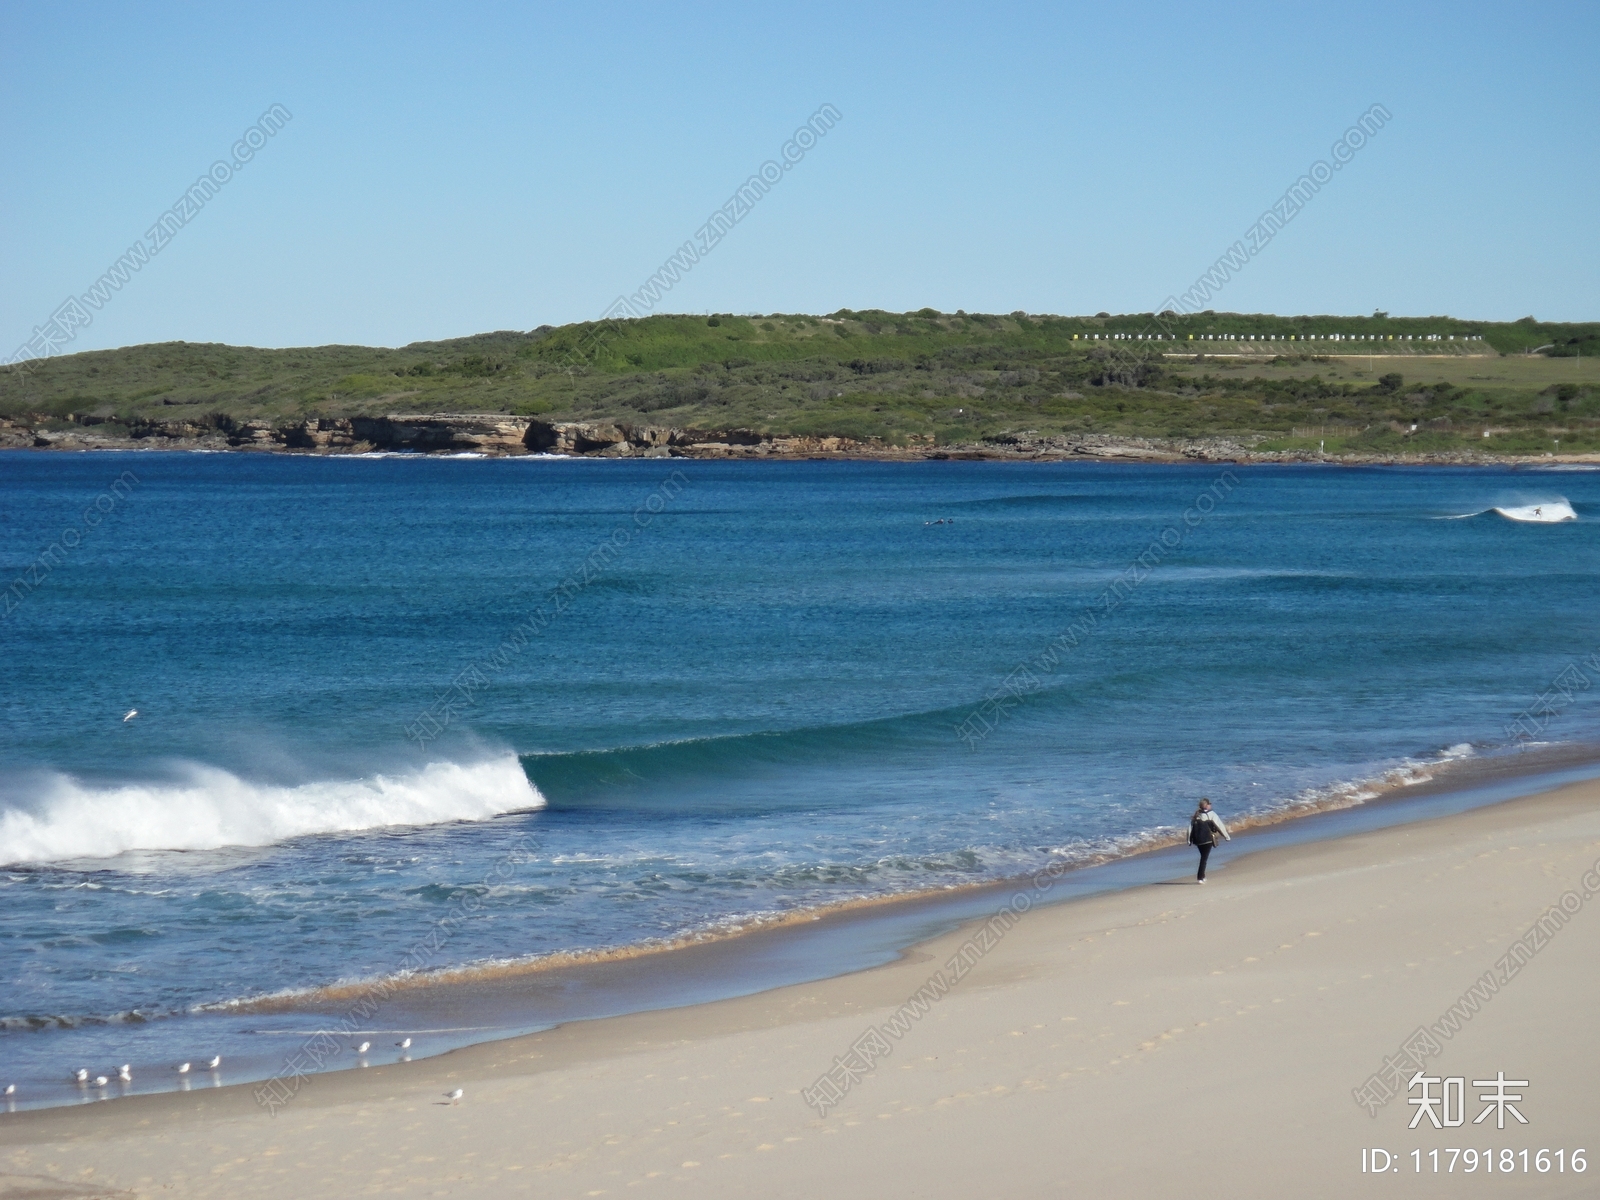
[4,311,1597,454]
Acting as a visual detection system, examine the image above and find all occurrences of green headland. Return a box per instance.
[4,310,1597,457]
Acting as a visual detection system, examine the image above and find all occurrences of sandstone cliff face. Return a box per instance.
[277,418,361,451]
[347,415,531,454]
[13,411,899,457]
[522,421,765,455]
[256,415,903,457]
[0,418,38,449]
[3,410,1549,464]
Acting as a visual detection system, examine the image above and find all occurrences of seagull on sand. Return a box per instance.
[122,709,138,722]
[73,1068,89,1083]
[444,1088,463,1105]
[355,1041,370,1054]
[177,1062,191,1074]
[117,1064,132,1082]
[396,1038,411,1050]
[207,1056,221,1070]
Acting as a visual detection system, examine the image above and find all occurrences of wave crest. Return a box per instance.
[1441,498,1577,522]
[0,757,543,864]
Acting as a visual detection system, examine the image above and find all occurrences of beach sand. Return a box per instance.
[4,778,1598,1199]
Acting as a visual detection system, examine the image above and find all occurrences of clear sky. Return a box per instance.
[2,0,1595,354]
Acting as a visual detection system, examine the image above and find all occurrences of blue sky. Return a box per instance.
[2,0,1595,354]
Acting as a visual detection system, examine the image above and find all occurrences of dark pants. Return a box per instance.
[1196,843,1213,880]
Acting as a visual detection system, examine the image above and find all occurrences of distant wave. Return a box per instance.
[0,757,543,864]
[1439,498,1577,523]
[946,493,1093,509]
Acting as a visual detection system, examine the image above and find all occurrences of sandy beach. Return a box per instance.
[6,3,1597,1198]
[2,776,1596,1199]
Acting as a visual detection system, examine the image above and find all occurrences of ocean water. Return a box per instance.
[3,451,1599,1105]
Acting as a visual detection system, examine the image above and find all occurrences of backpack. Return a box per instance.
[1189,815,1214,847]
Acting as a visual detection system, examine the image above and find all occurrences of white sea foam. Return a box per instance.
[1492,500,1577,522]
[1440,498,1577,522]
[0,757,543,865]
[1253,743,1480,823]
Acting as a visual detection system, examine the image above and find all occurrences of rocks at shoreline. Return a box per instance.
[2,413,937,459]
[0,411,1574,466]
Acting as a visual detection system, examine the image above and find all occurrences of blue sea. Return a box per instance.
[3,451,1598,1106]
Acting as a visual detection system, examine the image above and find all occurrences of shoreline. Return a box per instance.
[4,738,1597,1119]
[219,738,1591,1012]
[6,426,1600,467]
[4,752,1599,1197]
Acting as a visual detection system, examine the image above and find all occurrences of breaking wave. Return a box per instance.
[0,757,544,864]
[1440,498,1577,522]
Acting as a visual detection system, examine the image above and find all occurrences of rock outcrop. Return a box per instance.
[346,415,530,454]
[4,410,1576,466]
[5,411,905,457]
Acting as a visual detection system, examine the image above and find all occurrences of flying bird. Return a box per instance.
[444,1088,463,1105]
[207,1056,221,1070]
[177,1062,191,1074]
[355,1041,370,1054]
[396,1038,411,1050]
[122,709,138,722]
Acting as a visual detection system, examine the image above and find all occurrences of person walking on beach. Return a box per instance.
[1189,798,1230,882]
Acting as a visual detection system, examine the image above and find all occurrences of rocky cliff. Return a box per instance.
[2,412,931,458]
[0,411,1564,466]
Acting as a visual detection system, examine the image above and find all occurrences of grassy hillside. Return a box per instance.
[4,310,1598,453]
